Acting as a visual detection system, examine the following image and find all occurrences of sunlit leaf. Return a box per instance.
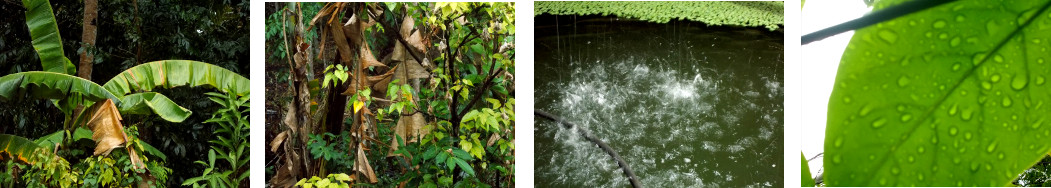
[825,0,1051,186]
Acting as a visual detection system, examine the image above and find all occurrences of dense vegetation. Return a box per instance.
[535,1,784,30]
[804,0,1051,186]
[0,0,250,187]
[265,2,515,187]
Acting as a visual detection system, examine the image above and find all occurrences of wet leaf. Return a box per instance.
[802,152,815,186]
[825,0,1051,186]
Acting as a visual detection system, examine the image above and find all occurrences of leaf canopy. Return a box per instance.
[825,0,1051,186]
[103,60,251,97]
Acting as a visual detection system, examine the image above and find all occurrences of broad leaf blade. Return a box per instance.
[0,71,120,102]
[103,60,251,97]
[119,92,192,122]
[22,0,76,75]
[825,0,1051,186]
[0,134,43,164]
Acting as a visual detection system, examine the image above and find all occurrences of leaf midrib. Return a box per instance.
[855,1,1051,186]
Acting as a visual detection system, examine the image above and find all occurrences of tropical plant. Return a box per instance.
[1,0,250,187]
[804,0,1051,186]
[266,2,514,187]
[296,173,354,188]
[183,92,250,188]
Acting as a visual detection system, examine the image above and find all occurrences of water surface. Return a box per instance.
[534,15,784,187]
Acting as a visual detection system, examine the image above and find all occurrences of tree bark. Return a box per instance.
[77,0,98,79]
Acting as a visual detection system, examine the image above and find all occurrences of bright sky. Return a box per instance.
[801,0,871,178]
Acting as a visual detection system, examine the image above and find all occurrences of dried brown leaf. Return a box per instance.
[355,144,378,183]
[270,131,288,152]
[86,99,127,156]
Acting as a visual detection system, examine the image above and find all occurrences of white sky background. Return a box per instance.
[801,0,871,178]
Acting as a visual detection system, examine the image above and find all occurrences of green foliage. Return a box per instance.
[296,173,353,188]
[21,0,76,74]
[322,65,349,89]
[824,0,1051,186]
[535,1,784,30]
[22,148,77,188]
[182,150,231,188]
[103,60,252,97]
[801,152,814,187]
[1015,155,1051,186]
[184,92,250,188]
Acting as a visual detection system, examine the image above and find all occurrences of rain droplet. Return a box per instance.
[956,15,966,22]
[908,156,916,162]
[986,141,998,153]
[897,105,906,112]
[952,63,961,71]
[872,118,888,128]
[835,137,844,148]
[919,174,925,181]
[998,153,1005,159]
[965,132,972,140]
[970,162,980,172]
[931,136,939,144]
[833,155,842,164]
[898,76,911,87]
[879,30,899,44]
[1011,75,1028,90]
[844,96,853,103]
[892,167,901,175]
[918,146,926,153]
[860,105,873,116]
[1003,96,1013,107]
[962,109,974,120]
[950,37,961,47]
[994,54,1004,63]
[949,104,958,115]
[991,74,1001,82]
[1037,76,1046,85]
[901,114,913,122]
[949,127,959,135]
[933,20,947,28]
[938,33,949,39]
[972,53,987,65]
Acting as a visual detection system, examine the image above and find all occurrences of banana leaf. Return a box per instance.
[119,92,192,122]
[0,134,44,164]
[21,0,76,75]
[103,60,251,97]
[0,71,119,103]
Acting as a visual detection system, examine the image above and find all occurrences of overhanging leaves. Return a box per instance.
[0,134,44,164]
[0,71,120,103]
[102,60,251,97]
[119,92,192,123]
[825,0,1051,186]
[22,0,77,75]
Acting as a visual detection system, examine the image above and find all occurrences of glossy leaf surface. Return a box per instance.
[825,0,1051,186]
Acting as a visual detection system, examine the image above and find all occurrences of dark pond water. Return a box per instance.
[534,15,784,187]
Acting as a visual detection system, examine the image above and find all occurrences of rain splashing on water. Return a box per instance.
[535,15,784,188]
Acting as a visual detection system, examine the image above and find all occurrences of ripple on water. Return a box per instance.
[541,57,781,187]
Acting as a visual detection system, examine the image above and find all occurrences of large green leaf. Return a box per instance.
[802,152,815,187]
[22,0,76,75]
[0,71,119,103]
[103,60,250,97]
[825,0,1051,186]
[0,134,44,164]
[119,92,192,122]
